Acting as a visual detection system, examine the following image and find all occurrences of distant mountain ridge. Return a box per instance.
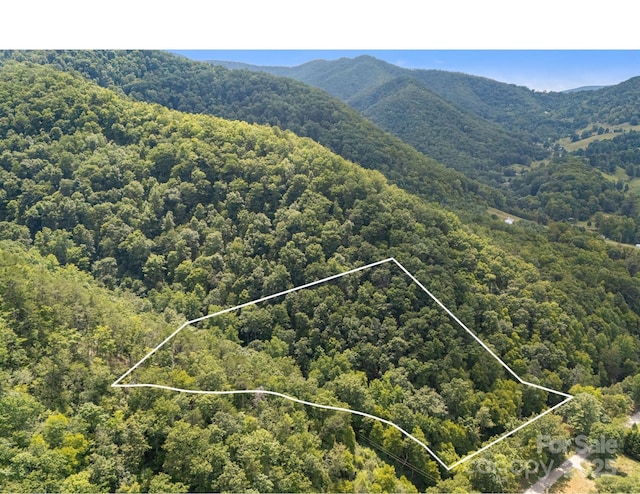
[561,85,609,93]
[210,56,550,184]
[210,55,640,185]
[209,55,549,126]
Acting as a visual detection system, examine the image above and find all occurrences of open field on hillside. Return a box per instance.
[559,123,640,152]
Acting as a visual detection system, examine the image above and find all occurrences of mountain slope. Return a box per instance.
[251,55,407,103]
[216,55,541,119]
[562,85,609,93]
[0,50,497,209]
[348,76,542,183]
[213,55,558,132]
[557,76,640,125]
[211,55,551,181]
[1,240,435,492]
[1,59,637,391]
[2,58,640,492]
[213,56,640,171]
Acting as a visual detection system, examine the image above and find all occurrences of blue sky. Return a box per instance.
[170,50,640,93]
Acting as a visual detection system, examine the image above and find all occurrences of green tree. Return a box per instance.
[162,421,228,491]
[561,392,604,436]
[147,472,188,493]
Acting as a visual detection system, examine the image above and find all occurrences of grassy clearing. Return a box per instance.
[558,123,640,152]
[628,178,640,194]
[605,169,640,193]
[549,455,640,493]
[560,134,614,152]
[487,207,524,222]
[575,220,594,230]
[611,454,640,477]
[613,166,629,180]
[598,168,624,184]
[549,464,594,494]
[507,163,530,174]
[597,167,640,196]
[599,171,617,183]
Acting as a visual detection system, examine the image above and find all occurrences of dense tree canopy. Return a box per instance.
[1,57,640,492]
[0,50,498,210]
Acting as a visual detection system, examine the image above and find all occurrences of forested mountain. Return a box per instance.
[1,242,429,493]
[212,54,640,137]
[0,50,498,210]
[556,76,640,126]
[212,56,549,183]
[2,57,640,492]
[215,55,545,128]
[236,56,406,103]
[212,55,640,188]
[346,76,542,183]
[208,54,640,248]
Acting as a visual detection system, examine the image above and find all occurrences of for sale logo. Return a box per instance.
[537,434,617,475]
[471,433,619,482]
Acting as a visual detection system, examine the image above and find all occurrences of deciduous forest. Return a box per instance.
[1,52,640,492]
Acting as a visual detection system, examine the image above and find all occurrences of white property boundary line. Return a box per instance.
[112,257,574,470]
